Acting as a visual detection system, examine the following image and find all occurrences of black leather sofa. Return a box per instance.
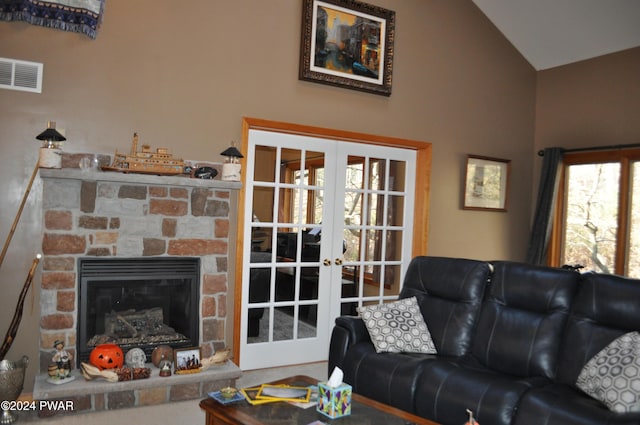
[328,256,640,425]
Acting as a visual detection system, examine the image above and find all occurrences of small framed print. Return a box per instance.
[173,347,202,374]
[463,155,511,211]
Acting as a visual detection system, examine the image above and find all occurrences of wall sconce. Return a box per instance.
[36,121,66,168]
[220,143,243,182]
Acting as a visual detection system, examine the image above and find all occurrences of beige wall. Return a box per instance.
[535,47,640,152]
[0,0,539,390]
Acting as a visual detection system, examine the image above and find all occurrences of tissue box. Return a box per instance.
[317,382,352,419]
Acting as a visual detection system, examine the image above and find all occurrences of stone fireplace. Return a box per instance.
[33,167,242,415]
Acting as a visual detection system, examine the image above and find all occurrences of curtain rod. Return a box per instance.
[538,143,640,156]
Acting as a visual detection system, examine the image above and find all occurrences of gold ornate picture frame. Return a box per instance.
[299,0,395,96]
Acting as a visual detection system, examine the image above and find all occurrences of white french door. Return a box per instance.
[239,128,416,369]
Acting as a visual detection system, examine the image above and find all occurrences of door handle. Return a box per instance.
[324,258,343,266]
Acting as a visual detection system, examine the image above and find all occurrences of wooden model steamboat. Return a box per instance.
[103,133,185,175]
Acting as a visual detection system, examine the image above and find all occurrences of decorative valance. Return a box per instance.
[0,0,105,39]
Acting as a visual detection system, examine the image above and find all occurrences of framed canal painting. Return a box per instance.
[299,0,395,96]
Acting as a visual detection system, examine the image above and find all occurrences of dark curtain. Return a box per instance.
[525,147,564,265]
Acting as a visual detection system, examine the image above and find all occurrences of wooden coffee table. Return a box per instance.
[199,375,439,425]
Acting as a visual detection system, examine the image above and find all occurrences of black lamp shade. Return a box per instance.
[220,146,243,158]
[36,127,66,142]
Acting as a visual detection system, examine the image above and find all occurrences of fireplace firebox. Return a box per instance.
[77,257,200,366]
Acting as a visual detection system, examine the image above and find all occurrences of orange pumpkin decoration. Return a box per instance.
[89,344,124,370]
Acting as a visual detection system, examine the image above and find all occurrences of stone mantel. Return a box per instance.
[39,168,242,190]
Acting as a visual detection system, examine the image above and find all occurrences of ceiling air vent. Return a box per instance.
[0,58,43,93]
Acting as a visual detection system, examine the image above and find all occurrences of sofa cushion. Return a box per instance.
[576,331,640,413]
[414,359,546,425]
[514,384,640,425]
[357,296,437,354]
[399,256,492,357]
[343,343,434,414]
[471,261,580,379]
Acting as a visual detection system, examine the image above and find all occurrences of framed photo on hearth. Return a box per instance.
[299,0,396,96]
[174,347,202,374]
[463,155,511,212]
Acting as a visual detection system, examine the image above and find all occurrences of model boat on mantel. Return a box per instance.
[102,133,186,175]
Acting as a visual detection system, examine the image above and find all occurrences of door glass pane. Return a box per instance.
[385,230,402,261]
[250,237,273,260]
[628,162,640,278]
[368,158,385,190]
[248,267,271,303]
[253,187,275,223]
[298,306,318,339]
[300,267,319,299]
[388,195,404,226]
[346,158,364,190]
[247,307,269,344]
[366,265,383,295]
[343,229,361,262]
[384,264,402,293]
[389,160,406,191]
[367,193,383,226]
[345,191,363,226]
[254,145,277,182]
[278,188,297,224]
[281,149,302,183]
[310,189,324,225]
[275,267,295,301]
[293,189,324,225]
[563,163,620,273]
[273,306,295,341]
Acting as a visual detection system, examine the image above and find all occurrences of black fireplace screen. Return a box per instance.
[77,257,200,365]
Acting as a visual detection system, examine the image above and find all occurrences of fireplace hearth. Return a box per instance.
[77,257,200,365]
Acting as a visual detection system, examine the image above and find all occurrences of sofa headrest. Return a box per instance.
[400,256,492,357]
[557,271,640,385]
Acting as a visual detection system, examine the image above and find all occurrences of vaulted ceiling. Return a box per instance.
[471,0,640,70]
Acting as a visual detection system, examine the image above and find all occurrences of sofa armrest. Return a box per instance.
[328,316,371,374]
[336,316,370,342]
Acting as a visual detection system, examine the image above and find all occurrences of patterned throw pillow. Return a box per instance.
[357,296,437,354]
[576,331,640,413]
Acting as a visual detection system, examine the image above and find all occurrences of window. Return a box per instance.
[550,149,640,277]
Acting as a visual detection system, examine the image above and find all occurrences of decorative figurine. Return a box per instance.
[125,347,147,368]
[46,340,75,384]
[159,357,172,377]
[102,132,186,176]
